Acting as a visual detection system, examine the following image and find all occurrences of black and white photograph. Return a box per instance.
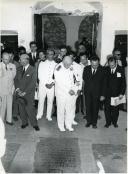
[0,0,127,173]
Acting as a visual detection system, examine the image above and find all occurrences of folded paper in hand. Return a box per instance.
[111,95,126,106]
[34,88,39,100]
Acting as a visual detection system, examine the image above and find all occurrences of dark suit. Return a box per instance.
[83,65,106,126]
[28,52,38,66]
[104,65,126,126]
[14,65,38,126]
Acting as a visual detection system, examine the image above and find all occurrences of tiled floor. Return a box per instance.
[3,110,127,173]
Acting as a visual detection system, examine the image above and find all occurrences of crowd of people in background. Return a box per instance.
[0,39,127,132]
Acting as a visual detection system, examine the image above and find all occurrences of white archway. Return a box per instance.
[33,0,102,51]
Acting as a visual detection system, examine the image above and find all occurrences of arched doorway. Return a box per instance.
[78,14,99,54]
[43,15,66,49]
[34,14,66,50]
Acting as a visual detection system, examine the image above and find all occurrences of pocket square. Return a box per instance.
[117,72,121,77]
[26,74,30,77]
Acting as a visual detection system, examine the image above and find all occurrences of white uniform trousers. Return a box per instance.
[56,93,75,130]
[0,94,13,123]
[37,85,54,119]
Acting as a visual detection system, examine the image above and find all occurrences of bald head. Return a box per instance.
[63,55,73,69]
[19,53,30,66]
[2,52,10,65]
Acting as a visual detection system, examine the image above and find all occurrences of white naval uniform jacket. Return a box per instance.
[0,62,16,96]
[54,63,79,98]
[79,60,91,74]
[38,60,57,86]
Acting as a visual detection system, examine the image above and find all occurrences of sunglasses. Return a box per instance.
[115,54,121,56]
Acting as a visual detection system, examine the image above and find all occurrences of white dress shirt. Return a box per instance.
[91,68,97,74]
[23,64,29,71]
[111,66,117,74]
[31,52,37,59]
[38,60,57,85]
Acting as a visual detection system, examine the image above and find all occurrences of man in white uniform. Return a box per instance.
[77,53,90,115]
[54,56,79,132]
[0,51,16,125]
[69,53,83,125]
[37,50,57,121]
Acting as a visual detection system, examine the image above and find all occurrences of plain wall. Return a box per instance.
[1,0,34,51]
[1,0,127,64]
[100,0,128,65]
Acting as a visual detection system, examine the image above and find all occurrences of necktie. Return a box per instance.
[5,65,8,70]
[92,69,96,75]
[111,69,114,74]
[33,53,36,62]
[22,67,25,77]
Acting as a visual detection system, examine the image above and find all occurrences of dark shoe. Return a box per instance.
[113,124,118,128]
[33,126,40,131]
[6,121,14,126]
[85,123,91,127]
[21,123,28,129]
[104,124,110,128]
[92,125,97,129]
[52,112,57,117]
[13,116,18,121]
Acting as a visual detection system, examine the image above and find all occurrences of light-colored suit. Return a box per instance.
[0,117,6,174]
[0,62,16,123]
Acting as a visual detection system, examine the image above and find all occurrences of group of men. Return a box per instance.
[0,41,126,132]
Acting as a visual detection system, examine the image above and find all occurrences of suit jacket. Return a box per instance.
[28,52,38,66]
[14,65,36,99]
[104,65,126,98]
[83,65,106,97]
[0,62,16,96]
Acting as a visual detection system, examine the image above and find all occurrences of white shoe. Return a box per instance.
[66,127,74,132]
[72,120,78,125]
[59,128,66,132]
[36,115,42,120]
[46,117,52,121]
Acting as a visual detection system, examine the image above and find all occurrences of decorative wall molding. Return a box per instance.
[33,0,102,15]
